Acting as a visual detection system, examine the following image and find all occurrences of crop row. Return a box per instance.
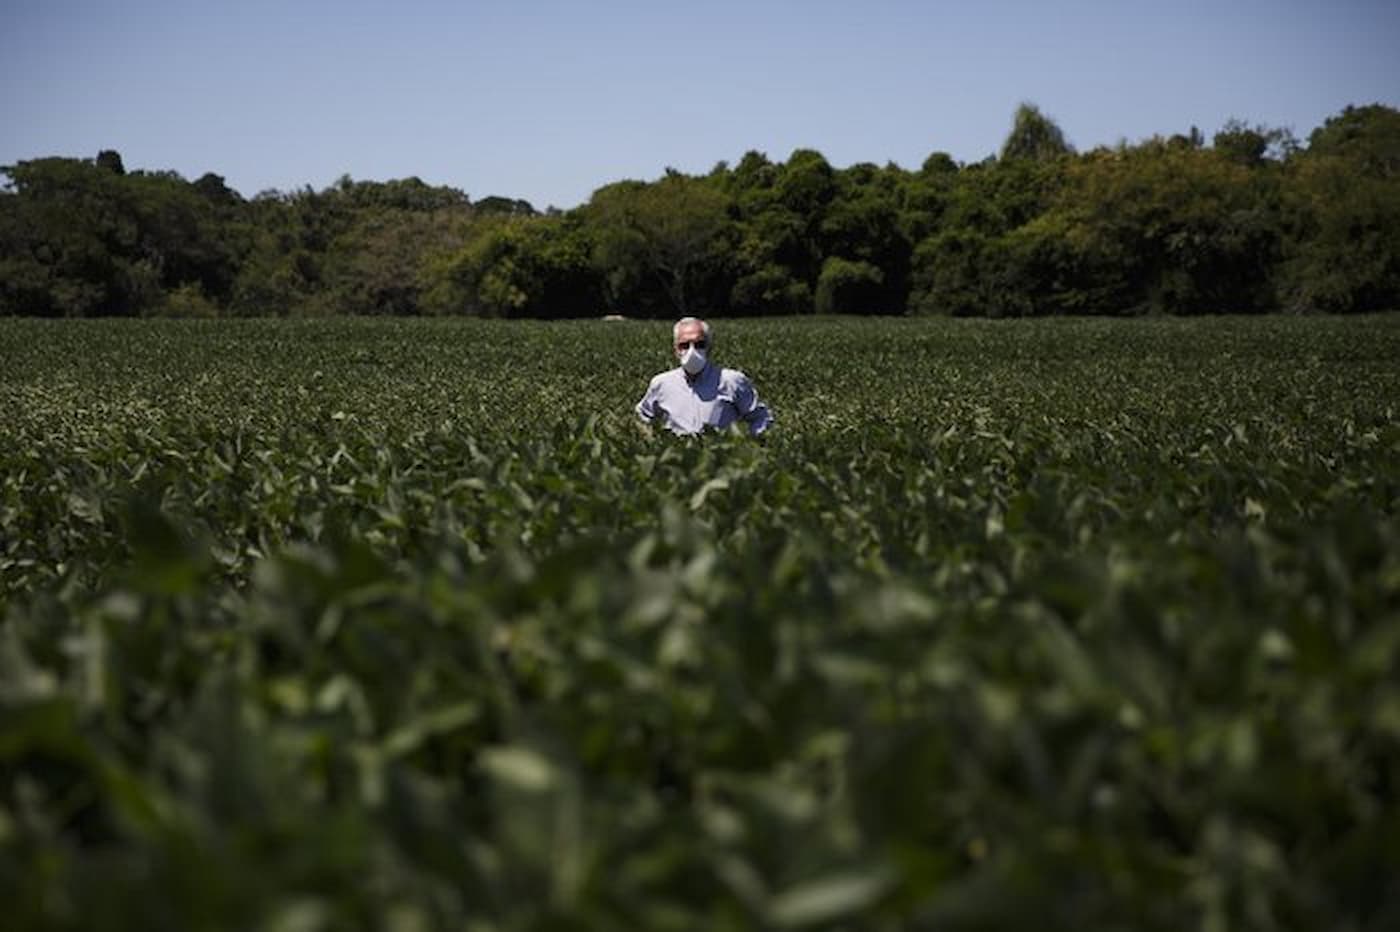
[2,316,1398,929]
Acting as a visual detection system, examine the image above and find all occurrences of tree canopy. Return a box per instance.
[4,103,1398,318]
[999,103,1074,162]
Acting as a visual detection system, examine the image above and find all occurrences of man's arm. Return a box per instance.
[733,375,772,435]
[636,378,660,425]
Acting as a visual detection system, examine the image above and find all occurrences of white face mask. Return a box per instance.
[680,346,707,375]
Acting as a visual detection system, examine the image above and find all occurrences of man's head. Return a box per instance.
[673,317,712,375]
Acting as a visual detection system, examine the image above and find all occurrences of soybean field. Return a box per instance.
[2,315,1399,930]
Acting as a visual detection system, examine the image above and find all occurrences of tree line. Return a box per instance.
[2,103,1397,318]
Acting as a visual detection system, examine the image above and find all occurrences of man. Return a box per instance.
[636,317,772,436]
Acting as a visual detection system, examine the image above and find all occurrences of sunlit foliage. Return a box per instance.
[5,105,1398,318]
[2,316,1398,929]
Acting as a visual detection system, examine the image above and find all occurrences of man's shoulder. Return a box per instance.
[648,367,685,389]
[717,367,753,388]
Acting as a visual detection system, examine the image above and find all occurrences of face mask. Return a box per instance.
[680,346,707,375]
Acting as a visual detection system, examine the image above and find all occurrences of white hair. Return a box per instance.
[672,316,713,347]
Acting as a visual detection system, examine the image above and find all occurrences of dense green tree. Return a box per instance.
[815,256,885,314]
[227,177,475,315]
[95,149,126,175]
[1212,119,1299,167]
[819,162,911,312]
[774,148,838,216]
[1,158,124,316]
[583,172,732,317]
[1278,105,1400,311]
[127,170,241,302]
[320,208,474,315]
[921,151,958,175]
[727,150,780,195]
[897,151,960,244]
[727,258,811,315]
[1,104,1396,318]
[942,156,1063,234]
[906,155,1066,316]
[0,156,235,316]
[999,102,1073,162]
[770,149,838,289]
[193,172,242,206]
[228,191,330,316]
[909,126,1288,317]
[1034,141,1283,314]
[422,214,599,318]
[1304,103,1400,177]
[474,195,537,216]
[908,228,991,316]
[332,174,473,211]
[719,151,817,314]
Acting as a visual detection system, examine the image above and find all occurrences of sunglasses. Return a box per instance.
[675,340,708,350]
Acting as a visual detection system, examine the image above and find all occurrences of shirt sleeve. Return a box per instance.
[636,377,660,423]
[732,374,772,435]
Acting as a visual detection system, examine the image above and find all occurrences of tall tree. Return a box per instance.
[95,149,126,175]
[819,162,911,312]
[1279,104,1400,311]
[1305,103,1400,177]
[1032,140,1282,314]
[583,172,732,317]
[422,214,598,318]
[1213,119,1298,167]
[999,103,1073,162]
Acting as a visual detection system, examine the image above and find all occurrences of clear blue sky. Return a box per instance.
[3,0,1397,210]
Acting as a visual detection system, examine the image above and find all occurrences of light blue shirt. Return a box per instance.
[636,363,772,436]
